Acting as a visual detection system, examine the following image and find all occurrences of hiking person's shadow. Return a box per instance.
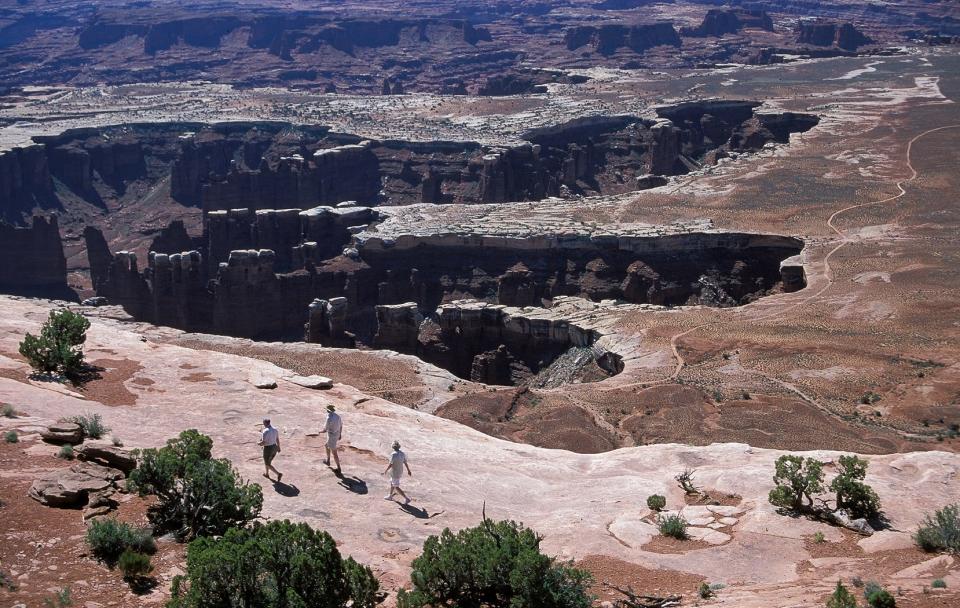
[273,480,300,497]
[338,475,368,495]
[399,503,443,519]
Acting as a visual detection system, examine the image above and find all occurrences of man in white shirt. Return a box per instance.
[382,440,412,503]
[322,404,342,474]
[258,418,282,482]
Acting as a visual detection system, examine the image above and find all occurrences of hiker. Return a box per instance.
[383,440,412,503]
[259,418,282,482]
[322,404,342,473]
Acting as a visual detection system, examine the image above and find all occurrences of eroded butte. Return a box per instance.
[1,1,959,607]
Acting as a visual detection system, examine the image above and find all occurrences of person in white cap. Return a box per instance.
[322,404,342,474]
[258,418,282,482]
[383,440,412,503]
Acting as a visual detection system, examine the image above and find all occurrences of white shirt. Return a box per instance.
[389,450,407,478]
[261,426,279,446]
[323,412,342,437]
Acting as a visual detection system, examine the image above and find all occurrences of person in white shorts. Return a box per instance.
[383,440,412,503]
[258,418,282,482]
[322,404,342,474]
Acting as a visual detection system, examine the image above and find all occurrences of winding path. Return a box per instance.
[609,123,960,392]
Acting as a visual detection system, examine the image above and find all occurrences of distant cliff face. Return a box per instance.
[797,21,873,51]
[680,9,774,38]
[1,103,818,235]
[0,215,72,299]
[564,23,681,56]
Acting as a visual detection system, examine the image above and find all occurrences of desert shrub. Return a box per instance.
[646,494,666,512]
[1,404,15,418]
[913,504,960,554]
[931,578,946,589]
[68,413,109,439]
[43,587,72,608]
[826,581,857,608]
[4,430,18,443]
[656,514,688,540]
[129,429,262,540]
[0,569,17,590]
[58,444,74,460]
[813,531,826,544]
[19,309,90,380]
[168,520,380,608]
[698,582,713,599]
[675,469,699,495]
[865,586,896,608]
[396,518,592,608]
[118,550,153,581]
[768,455,824,512]
[86,518,156,565]
[830,455,881,520]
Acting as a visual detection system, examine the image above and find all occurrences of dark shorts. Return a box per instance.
[263,444,279,466]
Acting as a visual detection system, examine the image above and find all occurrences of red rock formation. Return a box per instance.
[0,215,71,299]
[797,21,873,51]
[565,23,681,56]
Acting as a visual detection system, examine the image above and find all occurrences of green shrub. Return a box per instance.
[830,455,881,520]
[396,518,592,608]
[86,518,156,565]
[656,514,688,540]
[19,309,90,380]
[698,582,713,599]
[168,520,380,608]
[646,494,666,512]
[1,404,15,418]
[58,444,74,460]
[914,504,960,554]
[826,581,857,608]
[931,578,946,589]
[129,430,262,540]
[118,550,153,581]
[769,455,824,512]
[865,587,896,608]
[4,430,18,443]
[68,413,109,439]
[813,531,826,544]
[43,587,72,608]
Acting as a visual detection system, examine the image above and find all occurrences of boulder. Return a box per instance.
[75,444,137,474]
[40,422,84,445]
[287,375,334,390]
[29,462,123,508]
[250,372,278,389]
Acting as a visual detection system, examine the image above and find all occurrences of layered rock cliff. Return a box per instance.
[0,215,71,299]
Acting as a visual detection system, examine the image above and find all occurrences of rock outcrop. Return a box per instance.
[0,145,54,221]
[680,9,773,37]
[0,214,72,299]
[797,21,873,51]
[29,461,125,509]
[564,23,681,55]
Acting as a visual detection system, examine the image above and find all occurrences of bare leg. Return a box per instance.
[331,449,341,471]
[323,447,330,466]
[394,487,410,504]
[268,463,281,480]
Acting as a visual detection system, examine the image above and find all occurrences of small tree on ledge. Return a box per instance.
[18,309,90,381]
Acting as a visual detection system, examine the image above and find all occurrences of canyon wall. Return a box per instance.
[0,215,71,299]
[0,104,818,226]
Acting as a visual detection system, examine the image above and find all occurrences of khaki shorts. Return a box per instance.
[263,444,279,466]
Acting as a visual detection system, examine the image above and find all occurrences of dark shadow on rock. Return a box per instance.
[272,480,300,497]
[338,475,368,495]
[27,362,104,387]
[399,503,432,519]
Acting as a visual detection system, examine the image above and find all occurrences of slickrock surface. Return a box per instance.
[1,296,958,606]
